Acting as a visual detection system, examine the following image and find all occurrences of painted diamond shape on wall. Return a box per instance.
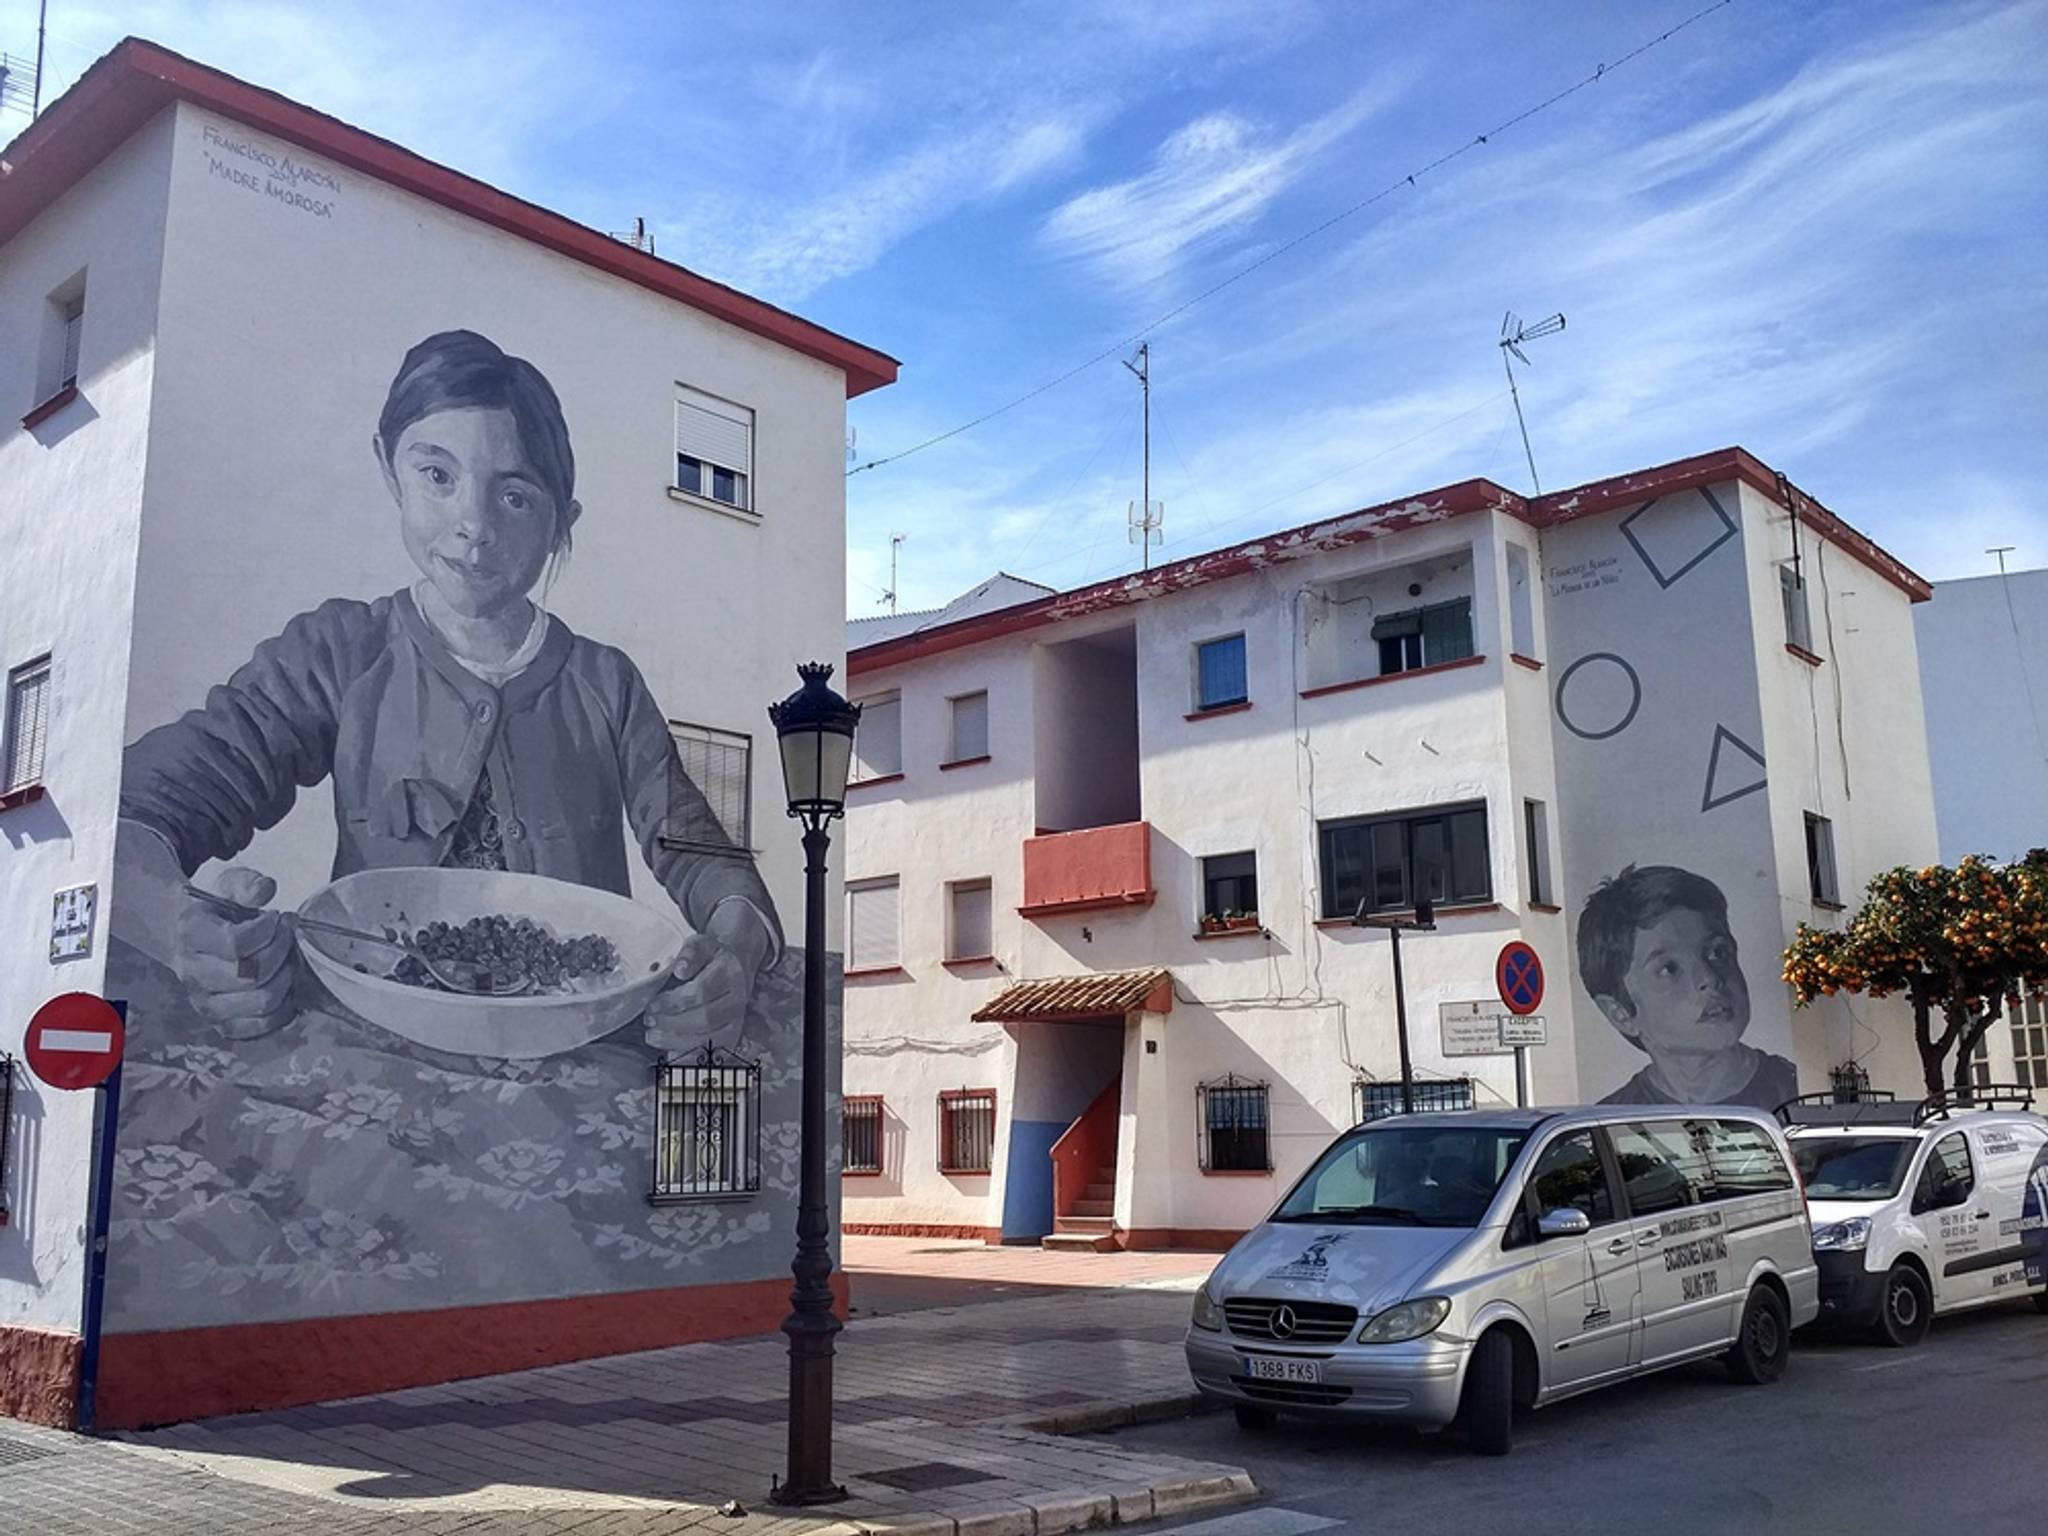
[1620,487,1739,590]
[1701,724,1767,812]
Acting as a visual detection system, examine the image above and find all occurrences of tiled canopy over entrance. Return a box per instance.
[970,968,1174,1023]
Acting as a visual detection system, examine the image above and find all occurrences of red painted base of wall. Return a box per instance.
[1116,1228,1246,1253]
[91,1273,845,1431]
[843,1221,1000,1243]
[0,1325,82,1426]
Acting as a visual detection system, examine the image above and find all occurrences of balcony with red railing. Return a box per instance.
[1019,820,1154,918]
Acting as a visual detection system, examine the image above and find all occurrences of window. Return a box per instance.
[1970,1030,1993,1089]
[666,721,750,854]
[1915,1131,1974,1210]
[1607,1120,1708,1214]
[842,1095,883,1175]
[938,1088,996,1174]
[1703,1119,1795,1196]
[1781,562,1813,653]
[59,297,84,391]
[3,656,52,795]
[1354,1077,1474,1123]
[652,1048,760,1199]
[675,385,753,512]
[1527,1130,1616,1225]
[1374,598,1473,676]
[2013,994,2047,1089]
[947,690,988,763]
[1195,633,1248,710]
[1200,851,1257,921]
[947,879,993,960]
[1523,798,1552,906]
[1276,1123,1527,1227]
[1318,801,1490,919]
[1805,812,1839,905]
[1198,1074,1270,1171]
[853,691,901,781]
[847,877,901,971]
[1506,543,1536,658]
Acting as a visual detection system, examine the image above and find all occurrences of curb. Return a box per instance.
[846,1470,1258,1536]
[1003,1390,1217,1437]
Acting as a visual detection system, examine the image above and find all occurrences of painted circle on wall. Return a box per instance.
[1555,651,1643,741]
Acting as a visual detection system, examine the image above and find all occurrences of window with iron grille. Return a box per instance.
[652,1046,760,1200]
[1198,1074,1270,1171]
[938,1088,996,1174]
[1353,1076,1475,1123]
[666,721,751,855]
[843,1094,884,1175]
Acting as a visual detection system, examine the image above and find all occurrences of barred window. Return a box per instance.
[1198,1074,1270,1172]
[667,720,751,855]
[938,1088,996,1174]
[652,1047,760,1200]
[1354,1076,1475,1123]
[843,1095,883,1176]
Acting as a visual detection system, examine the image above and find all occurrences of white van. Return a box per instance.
[1781,1088,2048,1345]
[1185,1106,1818,1455]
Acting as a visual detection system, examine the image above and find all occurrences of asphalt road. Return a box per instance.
[1102,1300,2048,1536]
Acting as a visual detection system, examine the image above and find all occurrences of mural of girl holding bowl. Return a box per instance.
[106,331,800,1321]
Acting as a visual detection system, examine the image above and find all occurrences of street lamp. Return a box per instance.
[767,662,861,1507]
[1353,889,1436,1115]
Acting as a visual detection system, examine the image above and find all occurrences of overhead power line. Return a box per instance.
[846,0,1739,480]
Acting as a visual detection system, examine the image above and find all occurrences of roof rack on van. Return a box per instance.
[1773,1090,1912,1128]
[1911,1083,2040,1126]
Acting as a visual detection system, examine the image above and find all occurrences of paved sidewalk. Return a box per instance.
[4,1247,1243,1536]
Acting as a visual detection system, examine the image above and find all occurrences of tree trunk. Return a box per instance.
[1913,979,1945,1099]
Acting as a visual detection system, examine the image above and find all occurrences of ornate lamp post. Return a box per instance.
[767,662,861,1506]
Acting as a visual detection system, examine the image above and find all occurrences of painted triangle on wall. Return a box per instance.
[1701,724,1767,812]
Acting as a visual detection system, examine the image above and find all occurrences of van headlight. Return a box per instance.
[1356,1296,1452,1344]
[1812,1217,1872,1252]
[1191,1286,1223,1332]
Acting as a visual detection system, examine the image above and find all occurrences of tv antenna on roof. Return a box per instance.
[608,216,655,255]
[1989,546,2016,577]
[1124,342,1162,570]
[879,533,906,615]
[1499,311,1565,494]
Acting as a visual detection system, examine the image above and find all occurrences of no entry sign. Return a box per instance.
[1496,942,1545,1017]
[25,993,126,1091]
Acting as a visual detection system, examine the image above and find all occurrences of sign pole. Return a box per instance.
[1514,1045,1529,1109]
[76,1005,124,1433]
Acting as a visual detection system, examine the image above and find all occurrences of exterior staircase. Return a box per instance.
[1042,1077,1121,1252]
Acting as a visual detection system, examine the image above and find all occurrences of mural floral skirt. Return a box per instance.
[102,938,808,1333]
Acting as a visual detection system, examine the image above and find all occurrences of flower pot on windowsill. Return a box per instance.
[1200,913,1261,934]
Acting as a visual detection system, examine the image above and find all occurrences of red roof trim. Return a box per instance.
[0,40,898,398]
[848,447,1930,676]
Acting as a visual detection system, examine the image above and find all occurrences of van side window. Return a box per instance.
[1529,1130,1615,1225]
[1706,1119,1794,1195]
[1609,1122,1707,1214]
[1915,1132,1974,1209]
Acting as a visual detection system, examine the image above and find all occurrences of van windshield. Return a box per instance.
[1790,1137,1914,1200]
[1274,1125,1529,1228]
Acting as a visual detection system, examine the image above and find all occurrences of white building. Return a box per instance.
[1915,567,2048,864]
[1,39,893,1427]
[840,450,1939,1249]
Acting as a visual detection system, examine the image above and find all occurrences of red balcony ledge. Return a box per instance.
[1020,820,1154,917]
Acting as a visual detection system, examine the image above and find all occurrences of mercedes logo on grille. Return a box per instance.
[1269,1304,1298,1339]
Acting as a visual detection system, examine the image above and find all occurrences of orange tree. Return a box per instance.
[1783,850,2048,1098]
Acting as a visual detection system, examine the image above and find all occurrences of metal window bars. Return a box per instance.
[1353,1076,1475,1124]
[937,1088,996,1174]
[665,720,753,856]
[651,1045,761,1200]
[1197,1073,1271,1172]
[842,1094,883,1175]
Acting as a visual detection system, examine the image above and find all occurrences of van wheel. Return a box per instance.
[1724,1285,1790,1384]
[1871,1264,1932,1348]
[1232,1404,1277,1432]
[2033,1291,2048,1316]
[1460,1329,1515,1455]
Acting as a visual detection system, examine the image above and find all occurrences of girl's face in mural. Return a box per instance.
[383,406,569,619]
[1605,907,1751,1056]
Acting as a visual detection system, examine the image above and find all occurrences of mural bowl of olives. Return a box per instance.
[295,867,687,1058]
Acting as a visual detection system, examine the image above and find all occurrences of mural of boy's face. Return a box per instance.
[1596,907,1751,1056]
[384,406,568,619]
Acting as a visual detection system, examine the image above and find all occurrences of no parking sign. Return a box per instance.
[1496,942,1545,1016]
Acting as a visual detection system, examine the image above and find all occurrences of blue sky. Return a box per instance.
[11,0,2045,612]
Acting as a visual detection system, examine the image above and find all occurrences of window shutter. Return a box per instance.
[950,692,988,761]
[675,394,751,473]
[848,878,900,970]
[855,694,902,779]
[1370,610,1423,641]
[950,882,992,959]
[4,659,52,792]
[666,722,751,851]
[1421,599,1474,663]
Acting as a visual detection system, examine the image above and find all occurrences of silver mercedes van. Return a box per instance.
[1185,1105,1818,1454]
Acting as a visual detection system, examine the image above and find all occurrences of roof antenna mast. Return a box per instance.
[1499,311,1565,494]
[1123,341,1161,571]
[879,533,906,615]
